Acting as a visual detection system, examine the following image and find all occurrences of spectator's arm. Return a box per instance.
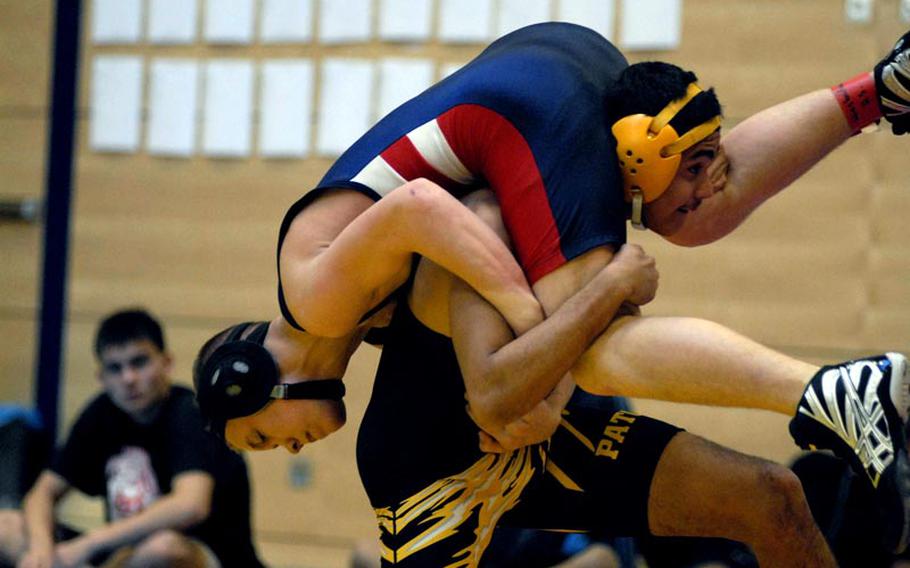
[19,470,70,566]
[69,471,213,561]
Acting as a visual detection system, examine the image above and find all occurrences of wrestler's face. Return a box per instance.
[98,339,172,422]
[644,132,723,236]
[224,396,346,454]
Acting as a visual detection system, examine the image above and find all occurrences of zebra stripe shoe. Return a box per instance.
[789,353,910,554]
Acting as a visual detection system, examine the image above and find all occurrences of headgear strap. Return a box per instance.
[195,321,345,437]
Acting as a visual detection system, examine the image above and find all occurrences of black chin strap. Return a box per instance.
[247,321,270,344]
[246,322,345,400]
[270,378,345,401]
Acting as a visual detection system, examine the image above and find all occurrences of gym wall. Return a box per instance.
[0,1,907,566]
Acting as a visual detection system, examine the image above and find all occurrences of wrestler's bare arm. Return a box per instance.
[667,89,853,247]
[400,191,654,441]
[677,29,910,246]
[280,179,542,338]
[447,244,657,433]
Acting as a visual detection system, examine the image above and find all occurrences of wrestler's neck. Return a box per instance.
[268,316,363,380]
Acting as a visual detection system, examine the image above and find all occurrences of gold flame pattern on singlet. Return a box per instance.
[374,445,544,566]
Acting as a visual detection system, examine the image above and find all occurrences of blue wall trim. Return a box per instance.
[35,0,82,438]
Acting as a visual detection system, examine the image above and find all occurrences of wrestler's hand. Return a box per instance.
[875,30,910,135]
[477,407,557,453]
[606,244,658,306]
[476,376,575,453]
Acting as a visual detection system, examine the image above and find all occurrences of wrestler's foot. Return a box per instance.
[789,353,910,553]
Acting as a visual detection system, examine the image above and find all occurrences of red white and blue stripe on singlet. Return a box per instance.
[347,104,572,283]
[350,111,476,196]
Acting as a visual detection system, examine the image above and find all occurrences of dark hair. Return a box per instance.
[94,308,166,358]
[605,61,723,135]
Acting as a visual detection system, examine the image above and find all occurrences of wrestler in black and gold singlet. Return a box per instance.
[357,300,682,567]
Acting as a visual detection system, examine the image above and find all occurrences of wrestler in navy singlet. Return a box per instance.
[278,23,630,331]
[357,299,682,567]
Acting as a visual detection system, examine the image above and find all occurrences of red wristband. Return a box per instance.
[831,72,881,133]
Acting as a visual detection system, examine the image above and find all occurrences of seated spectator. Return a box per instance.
[0,309,264,568]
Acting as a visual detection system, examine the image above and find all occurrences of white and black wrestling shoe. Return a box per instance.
[789,353,910,554]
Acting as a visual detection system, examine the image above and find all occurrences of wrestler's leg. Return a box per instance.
[648,432,835,567]
[499,400,832,566]
[281,181,540,337]
[570,313,910,553]
[527,243,815,416]
[573,314,815,415]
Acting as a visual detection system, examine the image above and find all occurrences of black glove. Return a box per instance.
[874,30,910,135]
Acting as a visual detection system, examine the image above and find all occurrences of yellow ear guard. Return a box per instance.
[612,83,722,229]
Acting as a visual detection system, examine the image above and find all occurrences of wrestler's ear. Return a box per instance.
[161,350,174,375]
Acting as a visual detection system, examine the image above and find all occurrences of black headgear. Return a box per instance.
[195,321,346,436]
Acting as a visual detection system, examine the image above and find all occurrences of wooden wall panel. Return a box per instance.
[1,1,908,564]
[0,224,43,313]
[651,0,876,118]
[0,0,52,107]
[0,319,39,406]
[0,117,48,199]
[0,0,50,404]
[69,155,337,319]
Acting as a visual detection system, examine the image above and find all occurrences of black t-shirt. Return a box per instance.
[52,386,263,568]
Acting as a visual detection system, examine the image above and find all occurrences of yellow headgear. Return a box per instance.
[611,83,722,229]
